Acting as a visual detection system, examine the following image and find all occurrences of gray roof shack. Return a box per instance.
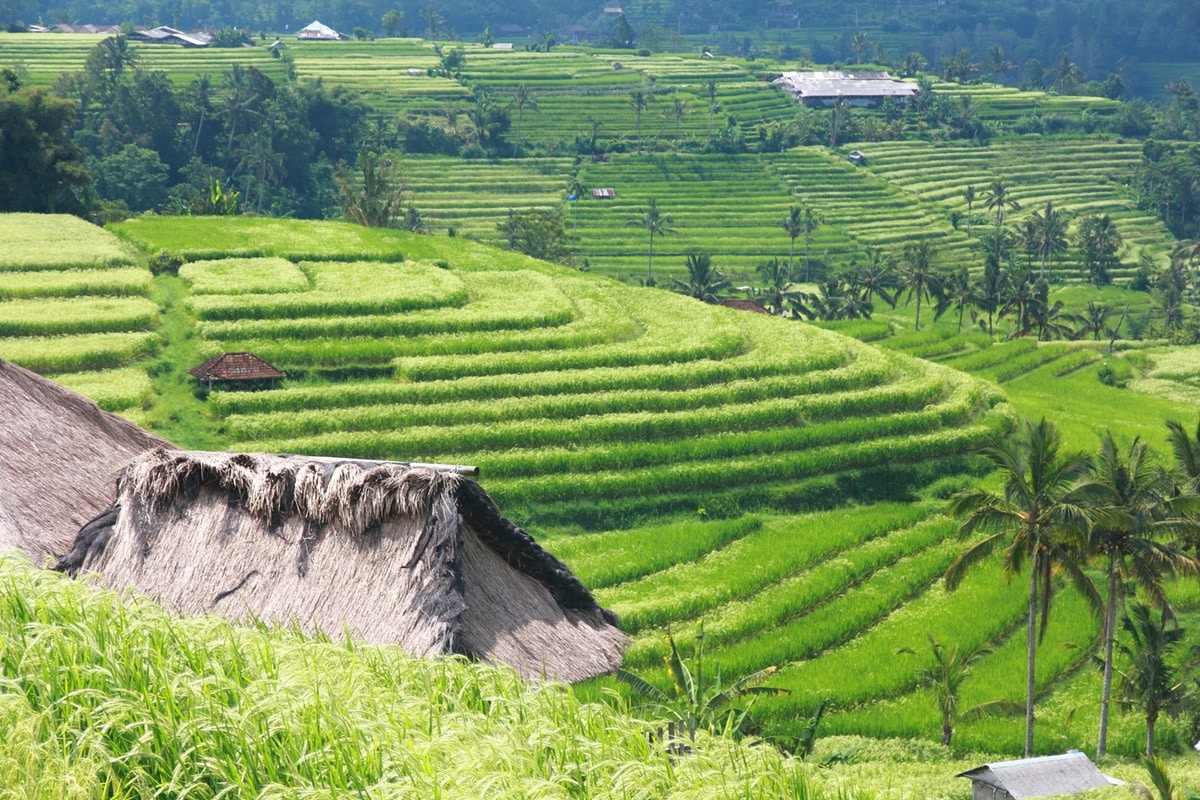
[957,752,1120,800]
[131,26,212,46]
[774,71,919,107]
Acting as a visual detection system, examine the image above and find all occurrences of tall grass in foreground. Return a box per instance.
[0,554,836,800]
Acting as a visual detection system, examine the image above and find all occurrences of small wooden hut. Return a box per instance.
[188,352,285,391]
[57,449,628,683]
[0,358,168,562]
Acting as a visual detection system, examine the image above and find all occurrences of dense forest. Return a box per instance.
[2,0,1199,98]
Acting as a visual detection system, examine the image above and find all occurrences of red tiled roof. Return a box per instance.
[188,352,285,381]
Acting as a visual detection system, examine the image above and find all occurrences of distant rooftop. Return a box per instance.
[774,71,918,105]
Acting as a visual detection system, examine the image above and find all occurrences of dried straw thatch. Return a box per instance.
[0,358,168,563]
[58,449,628,683]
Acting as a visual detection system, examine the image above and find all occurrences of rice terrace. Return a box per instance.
[4,17,1200,799]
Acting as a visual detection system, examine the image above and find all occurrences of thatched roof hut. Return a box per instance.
[57,449,628,683]
[0,358,168,563]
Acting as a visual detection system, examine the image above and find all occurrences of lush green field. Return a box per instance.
[93,215,1011,531]
[7,212,1200,765]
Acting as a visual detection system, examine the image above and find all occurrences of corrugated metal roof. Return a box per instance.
[774,71,919,100]
[957,752,1117,799]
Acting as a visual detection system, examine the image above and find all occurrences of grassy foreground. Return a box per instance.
[0,553,822,800]
[3,552,1199,799]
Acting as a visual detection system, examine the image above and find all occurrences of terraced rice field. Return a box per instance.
[0,214,159,373]
[763,148,968,271]
[855,137,1176,279]
[403,156,573,242]
[571,153,864,281]
[930,81,1122,122]
[95,215,1013,534]
[9,212,1200,757]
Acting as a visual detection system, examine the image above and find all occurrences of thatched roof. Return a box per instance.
[57,449,628,683]
[0,358,169,563]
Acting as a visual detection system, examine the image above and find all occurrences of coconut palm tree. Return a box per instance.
[1116,602,1197,757]
[671,252,731,303]
[972,260,1008,337]
[984,180,1021,230]
[1166,416,1200,490]
[935,266,974,333]
[630,87,652,154]
[944,417,1101,757]
[662,94,691,150]
[898,239,943,330]
[756,258,801,316]
[848,248,898,308]
[507,84,540,146]
[963,184,977,238]
[899,635,1019,747]
[1075,301,1113,342]
[779,205,803,271]
[630,197,675,286]
[1077,432,1200,758]
[1032,201,1070,280]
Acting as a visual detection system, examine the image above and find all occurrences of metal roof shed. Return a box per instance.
[957,752,1120,800]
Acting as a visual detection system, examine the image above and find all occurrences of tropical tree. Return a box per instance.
[778,205,803,270]
[944,418,1101,757]
[897,239,943,330]
[935,266,974,333]
[999,269,1045,338]
[898,635,1019,746]
[630,197,675,285]
[671,252,731,303]
[984,180,1021,230]
[756,258,801,316]
[334,151,407,227]
[507,84,540,145]
[705,79,720,139]
[663,94,691,150]
[848,248,898,308]
[972,259,1007,337]
[630,87,652,154]
[1076,213,1123,286]
[849,30,869,65]
[232,126,285,213]
[988,45,1014,85]
[1077,432,1200,757]
[616,628,787,738]
[1032,200,1070,280]
[963,184,977,238]
[1075,301,1114,341]
[1116,603,1197,757]
[1166,415,1200,492]
[419,5,444,39]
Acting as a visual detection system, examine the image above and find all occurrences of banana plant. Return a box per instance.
[616,624,788,740]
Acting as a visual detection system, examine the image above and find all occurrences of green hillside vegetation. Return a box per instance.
[5,33,1200,797]
[5,212,1200,773]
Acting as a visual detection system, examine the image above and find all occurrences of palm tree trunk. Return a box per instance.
[1146,711,1157,758]
[1097,562,1118,758]
[942,716,953,747]
[1025,555,1039,758]
[647,233,655,284]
